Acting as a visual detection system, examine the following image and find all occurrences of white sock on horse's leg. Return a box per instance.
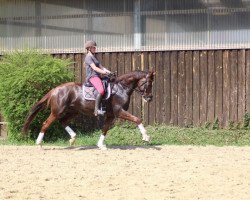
[36,132,44,145]
[97,134,106,147]
[65,126,76,138]
[138,123,150,141]
[138,123,146,135]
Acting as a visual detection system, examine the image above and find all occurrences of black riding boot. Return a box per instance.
[94,93,106,116]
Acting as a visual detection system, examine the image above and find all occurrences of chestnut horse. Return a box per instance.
[22,70,155,149]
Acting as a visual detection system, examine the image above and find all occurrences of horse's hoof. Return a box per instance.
[142,135,150,142]
[37,144,43,150]
[69,137,76,146]
[97,144,107,150]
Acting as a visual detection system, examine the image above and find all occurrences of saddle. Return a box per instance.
[82,77,111,101]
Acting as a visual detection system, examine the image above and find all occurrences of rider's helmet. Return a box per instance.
[84,40,97,50]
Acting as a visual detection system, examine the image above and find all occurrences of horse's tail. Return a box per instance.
[22,91,52,135]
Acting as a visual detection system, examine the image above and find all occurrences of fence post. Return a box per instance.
[0,122,7,138]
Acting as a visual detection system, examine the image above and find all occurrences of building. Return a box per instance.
[1,0,250,53]
[1,0,250,128]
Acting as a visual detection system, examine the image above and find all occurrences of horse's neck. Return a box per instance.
[120,78,138,93]
[116,72,145,94]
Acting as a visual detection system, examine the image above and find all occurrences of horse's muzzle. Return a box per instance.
[143,95,153,102]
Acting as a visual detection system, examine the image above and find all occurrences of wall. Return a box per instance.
[1,0,250,53]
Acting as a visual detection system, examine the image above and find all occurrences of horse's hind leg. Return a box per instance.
[36,113,57,145]
[59,112,78,146]
[97,115,115,149]
[118,109,150,142]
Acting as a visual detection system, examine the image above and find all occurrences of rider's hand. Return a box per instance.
[103,68,111,75]
[104,71,110,75]
[109,71,114,75]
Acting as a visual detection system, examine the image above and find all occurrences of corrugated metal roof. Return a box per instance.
[0,0,250,53]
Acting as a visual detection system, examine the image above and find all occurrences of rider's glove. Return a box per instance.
[103,68,111,74]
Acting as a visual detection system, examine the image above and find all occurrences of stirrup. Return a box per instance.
[94,109,106,116]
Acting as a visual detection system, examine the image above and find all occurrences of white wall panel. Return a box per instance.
[0,0,250,53]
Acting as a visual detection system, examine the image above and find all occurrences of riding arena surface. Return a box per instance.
[0,145,250,200]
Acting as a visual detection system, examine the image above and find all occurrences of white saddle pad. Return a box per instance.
[82,84,111,101]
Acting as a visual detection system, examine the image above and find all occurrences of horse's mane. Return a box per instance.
[116,70,147,83]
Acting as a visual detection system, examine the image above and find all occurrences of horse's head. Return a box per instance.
[137,70,155,102]
[116,70,155,102]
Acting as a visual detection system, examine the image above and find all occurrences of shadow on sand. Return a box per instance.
[42,145,162,151]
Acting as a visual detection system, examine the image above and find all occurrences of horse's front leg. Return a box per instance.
[118,109,150,142]
[97,115,115,150]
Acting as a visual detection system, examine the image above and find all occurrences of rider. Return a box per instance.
[84,40,112,116]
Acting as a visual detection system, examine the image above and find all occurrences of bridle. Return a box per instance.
[118,76,149,96]
[134,79,148,96]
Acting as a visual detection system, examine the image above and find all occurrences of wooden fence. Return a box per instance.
[52,49,250,128]
[0,114,7,138]
[1,49,250,130]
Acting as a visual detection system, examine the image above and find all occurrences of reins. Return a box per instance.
[108,72,149,96]
[116,78,148,96]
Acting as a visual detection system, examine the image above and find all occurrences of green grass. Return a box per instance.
[1,123,250,146]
